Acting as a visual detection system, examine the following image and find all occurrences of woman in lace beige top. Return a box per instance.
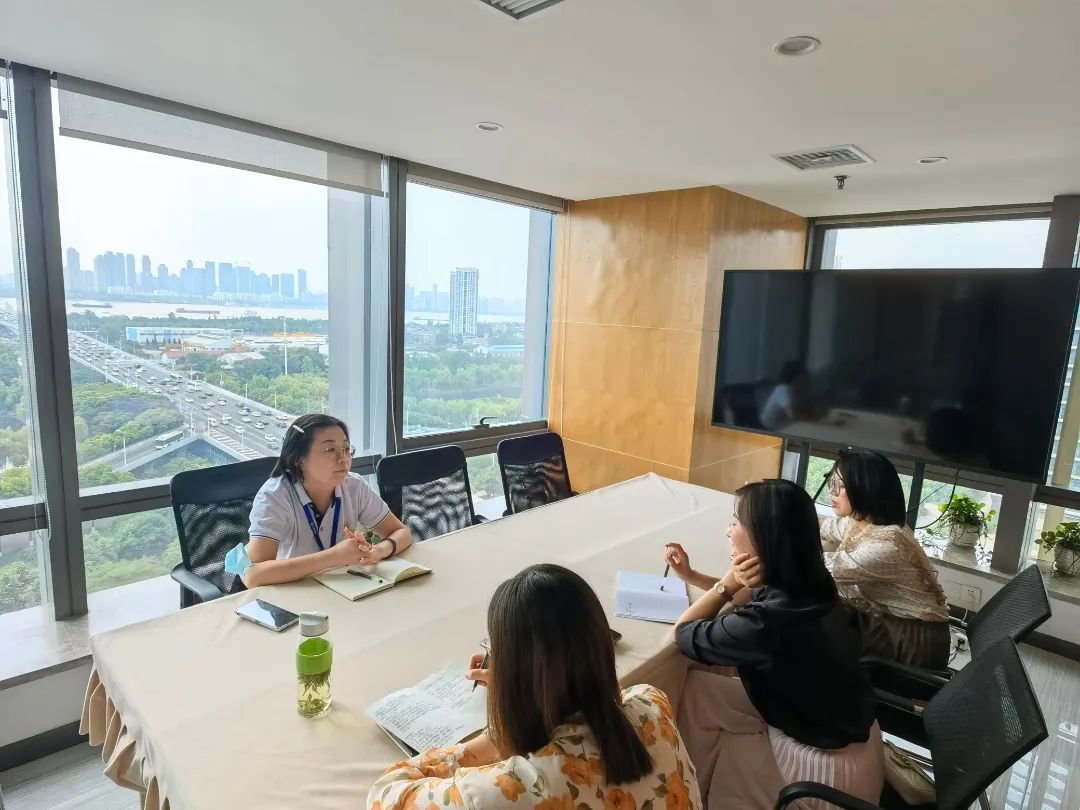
[821,451,951,669]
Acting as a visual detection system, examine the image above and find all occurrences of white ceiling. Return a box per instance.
[2,0,1078,216]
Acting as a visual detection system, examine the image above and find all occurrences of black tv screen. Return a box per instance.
[712,269,1080,482]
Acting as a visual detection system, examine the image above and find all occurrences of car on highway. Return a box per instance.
[235,425,245,434]
[152,388,162,394]
[217,399,227,406]
[241,416,252,423]
[208,418,218,426]
[185,397,194,403]
[264,433,278,445]
[254,420,266,428]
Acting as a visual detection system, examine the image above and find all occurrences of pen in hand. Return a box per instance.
[661,562,670,592]
[472,651,489,692]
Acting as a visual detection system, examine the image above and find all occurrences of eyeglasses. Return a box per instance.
[316,445,356,459]
[828,476,845,496]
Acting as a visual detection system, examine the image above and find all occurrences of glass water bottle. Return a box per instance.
[296,611,332,718]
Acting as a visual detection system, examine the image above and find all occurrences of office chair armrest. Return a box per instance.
[776,782,881,810]
[473,515,489,524]
[171,564,224,603]
[861,655,951,699]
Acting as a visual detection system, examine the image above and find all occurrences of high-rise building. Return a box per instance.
[218,262,236,294]
[281,272,295,298]
[449,267,479,337]
[125,254,137,290]
[157,264,169,289]
[298,268,308,299]
[205,262,217,296]
[271,274,280,294]
[64,247,81,292]
[237,265,253,295]
[141,255,151,276]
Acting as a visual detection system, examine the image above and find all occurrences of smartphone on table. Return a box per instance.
[235,599,300,632]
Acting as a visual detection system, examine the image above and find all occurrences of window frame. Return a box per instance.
[801,199,1080,576]
[0,61,566,622]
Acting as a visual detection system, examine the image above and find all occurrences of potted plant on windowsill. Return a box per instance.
[1037,521,1080,578]
[938,494,995,548]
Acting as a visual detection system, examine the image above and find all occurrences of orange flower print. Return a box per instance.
[652,690,675,722]
[446,785,464,807]
[370,802,382,810]
[604,787,637,810]
[658,717,679,748]
[398,784,425,810]
[561,755,599,787]
[536,794,575,810]
[665,772,691,810]
[638,719,656,746]
[418,751,453,779]
[495,773,526,802]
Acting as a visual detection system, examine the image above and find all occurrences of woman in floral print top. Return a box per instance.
[368,564,700,810]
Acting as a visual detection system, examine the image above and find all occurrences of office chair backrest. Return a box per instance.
[923,637,1047,810]
[966,564,1051,657]
[170,457,278,597]
[376,445,477,542]
[497,432,573,515]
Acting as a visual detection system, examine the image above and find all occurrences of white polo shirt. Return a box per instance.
[248,473,391,560]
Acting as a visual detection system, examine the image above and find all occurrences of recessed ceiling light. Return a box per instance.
[774,35,821,57]
[917,156,948,165]
[475,122,503,132]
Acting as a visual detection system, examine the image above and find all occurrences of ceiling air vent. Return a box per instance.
[772,145,875,171]
[476,0,569,20]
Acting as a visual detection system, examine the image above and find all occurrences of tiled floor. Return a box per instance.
[1,644,1077,809]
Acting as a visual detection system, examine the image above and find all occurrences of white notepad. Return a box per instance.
[366,663,487,757]
[615,571,689,624]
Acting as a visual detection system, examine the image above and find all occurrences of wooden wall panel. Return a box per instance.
[550,185,806,494]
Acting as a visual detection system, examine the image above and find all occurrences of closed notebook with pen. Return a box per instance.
[314,557,431,601]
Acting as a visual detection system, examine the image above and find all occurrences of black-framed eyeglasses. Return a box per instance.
[828,475,845,496]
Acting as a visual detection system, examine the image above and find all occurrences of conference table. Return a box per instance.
[81,474,735,810]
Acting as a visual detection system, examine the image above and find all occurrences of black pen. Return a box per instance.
[347,569,382,582]
[661,563,670,591]
[472,651,489,692]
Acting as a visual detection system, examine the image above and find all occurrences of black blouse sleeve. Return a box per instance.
[675,602,773,668]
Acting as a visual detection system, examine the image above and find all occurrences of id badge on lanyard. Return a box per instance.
[303,496,341,551]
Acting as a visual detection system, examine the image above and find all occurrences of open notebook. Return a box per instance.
[614,571,689,624]
[314,557,431,601]
[366,663,487,757]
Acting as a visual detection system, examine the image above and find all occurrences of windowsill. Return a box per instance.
[0,575,177,690]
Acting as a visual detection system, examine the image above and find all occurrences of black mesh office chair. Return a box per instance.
[376,445,484,542]
[777,637,1047,810]
[864,564,1051,745]
[170,457,277,608]
[497,432,574,516]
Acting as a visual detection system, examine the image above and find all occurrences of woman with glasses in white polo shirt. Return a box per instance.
[240,413,413,587]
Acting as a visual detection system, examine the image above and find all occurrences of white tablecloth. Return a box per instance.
[81,473,734,810]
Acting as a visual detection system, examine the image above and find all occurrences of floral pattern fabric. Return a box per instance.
[368,684,701,810]
[821,516,949,623]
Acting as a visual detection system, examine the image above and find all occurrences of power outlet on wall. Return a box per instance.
[959,585,982,610]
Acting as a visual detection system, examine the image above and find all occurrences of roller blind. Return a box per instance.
[56,75,385,196]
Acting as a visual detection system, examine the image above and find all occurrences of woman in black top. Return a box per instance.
[665,479,882,809]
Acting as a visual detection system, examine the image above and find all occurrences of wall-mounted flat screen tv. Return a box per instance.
[712,269,1080,482]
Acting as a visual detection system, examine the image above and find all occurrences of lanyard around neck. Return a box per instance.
[302,496,341,551]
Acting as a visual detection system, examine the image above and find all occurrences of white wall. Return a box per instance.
[0,663,91,749]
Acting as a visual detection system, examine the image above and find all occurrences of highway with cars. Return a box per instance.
[68,331,297,464]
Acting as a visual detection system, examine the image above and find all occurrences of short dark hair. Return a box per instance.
[271,413,349,481]
[487,564,652,786]
[735,479,835,601]
[836,450,907,526]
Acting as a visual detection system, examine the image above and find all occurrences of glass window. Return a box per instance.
[0,67,47,615]
[820,218,1051,270]
[915,477,1000,571]
[403,182,554,437]
[803,453,914,512]
[1044,221,1080,493]
[81,507,179,595]
[1024,502,1080,601]
[467,453,503,502]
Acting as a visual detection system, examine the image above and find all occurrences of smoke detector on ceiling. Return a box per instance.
[772,145,875,171]
[475,0,568,19]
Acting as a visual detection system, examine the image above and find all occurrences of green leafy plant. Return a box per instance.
[937,494,996,537]
[1037,521,1080,554]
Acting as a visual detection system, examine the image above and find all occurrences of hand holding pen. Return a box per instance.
[468,650,490,691]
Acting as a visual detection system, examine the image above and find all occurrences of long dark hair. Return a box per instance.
[836,449,907,526]
[270,413,349,482]
[487,564,652,785]
[735,479,835,601]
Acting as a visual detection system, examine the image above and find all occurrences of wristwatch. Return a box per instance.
[713,581,729,600]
